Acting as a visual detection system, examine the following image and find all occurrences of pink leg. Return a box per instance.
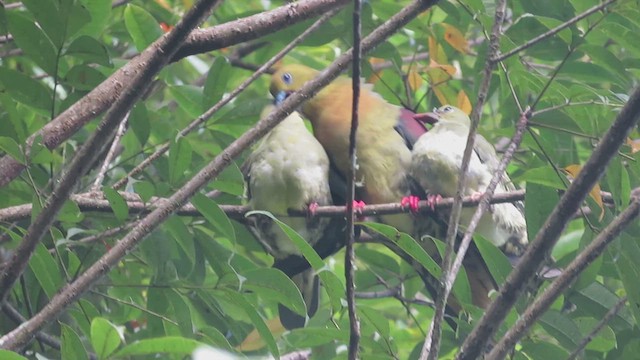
[307,202,319,217]
[426,194,443,211]
[401,195,421,213]
[469,191,484,202]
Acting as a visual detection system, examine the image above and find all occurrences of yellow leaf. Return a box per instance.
[440,23,470,54]
[457,90,472,115]
[627,137,640,153]
[428,36,448,64]
[236,317,285,351]
[564,164,605,221]
[408,68,424,91]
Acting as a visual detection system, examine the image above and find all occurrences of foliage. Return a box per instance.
[0,0,639,359]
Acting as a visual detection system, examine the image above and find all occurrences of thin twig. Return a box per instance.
[92,111,130,192]
[492,0,617,63]
[112,7,342,190]
[566,296,628,360]
[486,199,640,360]
[0,0,440,350]
[457,85,640,360]
[421,1,507,359]
[346,0,362,358]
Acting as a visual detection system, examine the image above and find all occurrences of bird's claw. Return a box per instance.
[350,200,366,219]
[426,194,442,211]
[307,202,319,217]
[470,192,484,202]
[401,196,421,213]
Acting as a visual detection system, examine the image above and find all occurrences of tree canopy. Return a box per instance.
[1,0,639,359]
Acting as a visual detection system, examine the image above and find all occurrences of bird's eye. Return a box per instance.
[282,73,293,85]
[442,105,453,112]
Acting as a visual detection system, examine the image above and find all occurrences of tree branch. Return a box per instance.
[457,85,640,360]
[346,0,363,358]
[486,198,640,360]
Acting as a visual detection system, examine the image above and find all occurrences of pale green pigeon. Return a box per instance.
[243,105,332,329]
[410,105,528,257]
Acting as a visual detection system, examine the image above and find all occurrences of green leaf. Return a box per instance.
[58,199,84,224]
[362,222,441,277]
[77,0,112,38]
[473,236,512,285]
[90,317,122,359]
[133,180,155,203]
[28,243,63,299]
[616,233,640,326]
[164,216,195,268]
[284,327,349,348]
[360,305,390,338]
[103,188,129,222]
[0,350,28,360]
[20,0,65,47]
[5,11,57,73]
[243,268,306,317]
[129,104,151,147]
[168,137,192,184]
[124,4,163,51]
[61,324,89,360]
[0,136,25,164]
[203,57,232,110]
[222,290,279,358]
[519,168,566,189]
[116,336,206,356]
[165,290,194,336]
[192,193,236,243]
[539,309,580,351]
[525,183,560,243]
[65,36,112,66]
[0,67,53,110]
[169,85,204,118]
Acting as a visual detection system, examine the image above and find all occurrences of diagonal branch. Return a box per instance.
[421,0,507,358]
[0,0,440,350]
[486,198,639,360]
[457,85,640,360]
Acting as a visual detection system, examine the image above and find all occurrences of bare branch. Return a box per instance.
[346,1,363,358]
[92,111,130,192]
[486,199,639,360]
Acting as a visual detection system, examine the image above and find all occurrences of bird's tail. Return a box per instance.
[279,269,319,329]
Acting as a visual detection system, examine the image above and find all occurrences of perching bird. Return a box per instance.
[243,105,332,329]
[270,64,498,313]
[410,105,528,258]
[270,64,426,234]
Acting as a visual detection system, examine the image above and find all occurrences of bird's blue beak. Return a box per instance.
[275,91,288,105]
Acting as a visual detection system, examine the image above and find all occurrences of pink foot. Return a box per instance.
[401,195,421,213]
[426,194,443,211]
[307,202,319,217]
[470,192,484,202]
[352,200,366,214]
